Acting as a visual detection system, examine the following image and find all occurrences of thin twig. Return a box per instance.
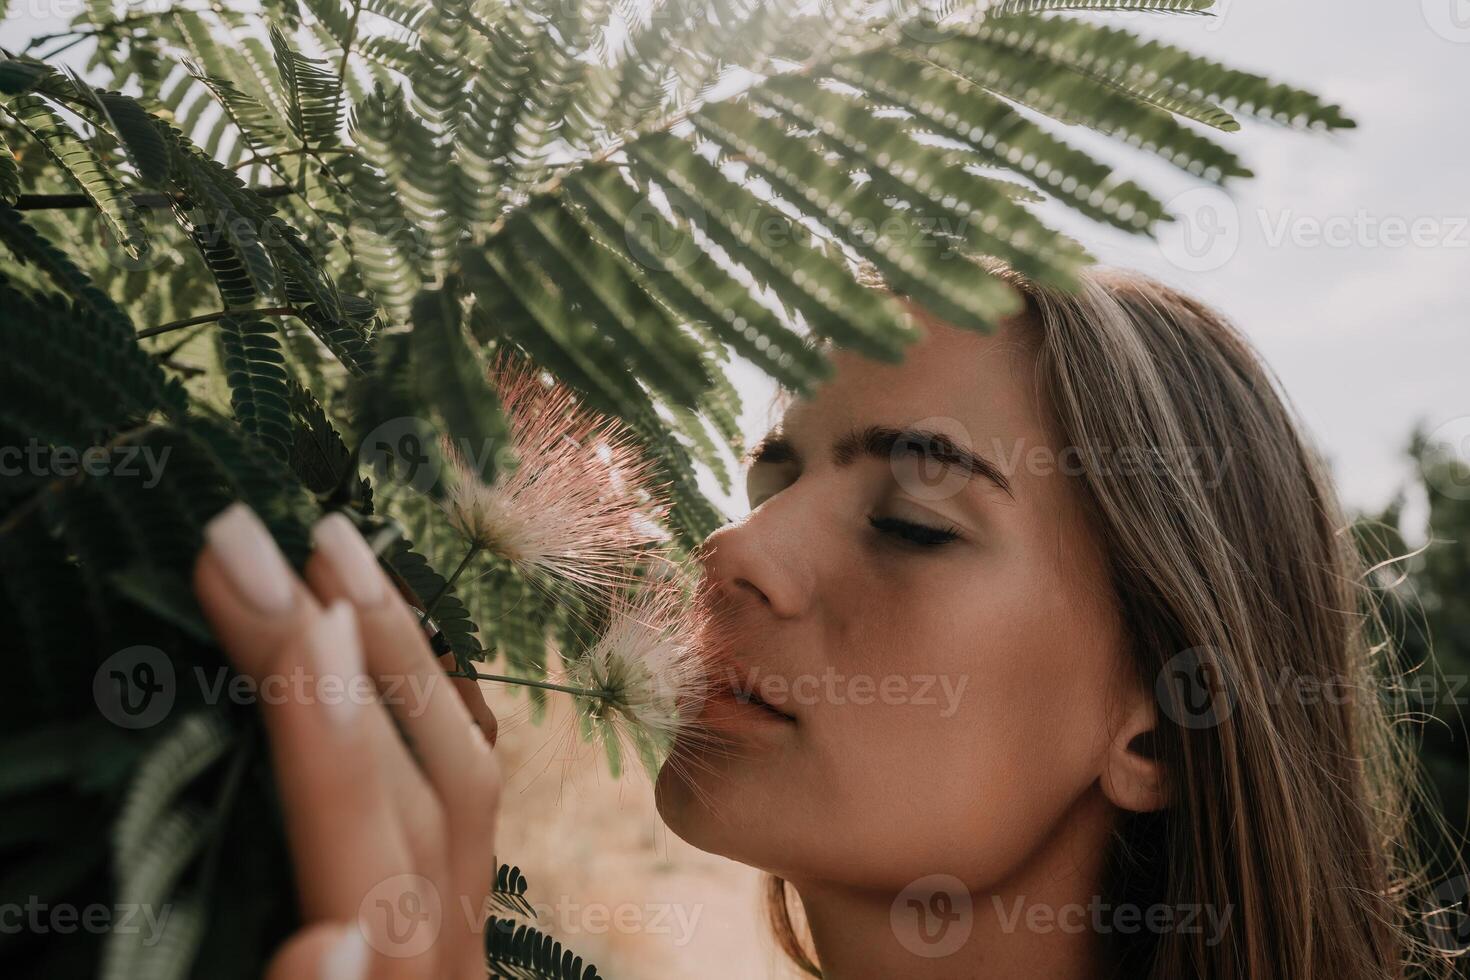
[421,545,482,625]
[447,668,610,701]
[14,186,296,212]
[137,306,300,340]
[229,147,352,171]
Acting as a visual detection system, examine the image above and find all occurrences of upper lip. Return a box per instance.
[709,660,798,722]
[690,581,798,721]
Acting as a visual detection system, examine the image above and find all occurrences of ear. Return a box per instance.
[1099,690,1171,813]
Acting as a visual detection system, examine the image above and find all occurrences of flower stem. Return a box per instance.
[421,544,480,625]
[447,668,611,701]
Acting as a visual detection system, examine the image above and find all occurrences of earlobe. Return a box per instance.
[1101,701,1172,813]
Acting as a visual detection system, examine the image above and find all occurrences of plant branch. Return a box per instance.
[21,8,213,54]
[137,307,300,340]
[14,185,296,212]
[230,146,353,171]
[422,545,481,625]
[334,0,363,115]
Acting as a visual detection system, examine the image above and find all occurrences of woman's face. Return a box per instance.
[654,305,1152,894]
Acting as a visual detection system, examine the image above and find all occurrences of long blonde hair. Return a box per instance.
[764,260,1462,979]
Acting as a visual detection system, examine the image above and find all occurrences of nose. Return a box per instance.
[696,507,813,620]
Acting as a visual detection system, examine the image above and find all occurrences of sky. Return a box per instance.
[4,0,1466,526]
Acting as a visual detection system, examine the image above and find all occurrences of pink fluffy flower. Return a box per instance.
[440,350,671,597]
[561,571,720,777]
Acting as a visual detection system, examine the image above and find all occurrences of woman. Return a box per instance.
[192,260,1459,979]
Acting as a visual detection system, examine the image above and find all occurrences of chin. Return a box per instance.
[655,747,755,862]
[653,749,709,840]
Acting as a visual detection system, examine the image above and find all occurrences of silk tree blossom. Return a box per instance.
[560,572,741,778]
[439,350,672,599]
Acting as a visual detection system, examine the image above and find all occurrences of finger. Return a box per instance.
[264,923,368,980]
[193,501,323,677]
[195,504,412,924]
[306,513,502,977]
[438,653,499,748]
[305,514,501,796]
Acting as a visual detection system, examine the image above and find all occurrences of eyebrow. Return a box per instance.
[745,424,1014,499]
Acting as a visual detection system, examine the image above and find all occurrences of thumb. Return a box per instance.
[265,922,371,980]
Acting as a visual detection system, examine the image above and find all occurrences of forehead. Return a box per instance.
[780,311,1050,461]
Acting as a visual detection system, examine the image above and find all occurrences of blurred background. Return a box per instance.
[5,0,1467,975]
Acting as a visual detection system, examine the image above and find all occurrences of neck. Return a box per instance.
[788,786,1118,979]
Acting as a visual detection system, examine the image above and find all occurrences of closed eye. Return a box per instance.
[868,515,962,548]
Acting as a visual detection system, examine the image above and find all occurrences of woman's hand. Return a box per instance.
[193,503,502,980]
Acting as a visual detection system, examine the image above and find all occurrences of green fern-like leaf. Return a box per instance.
[624,133,921,360]
[0,203,147,337]
[0,128,19,204]
[112,712,234,882]
[381,533,485,664]
[972,13,1353,129]
[485,916,604,980]
[218,314,294,460]
[269,25,346,149]
[1,94,151,258]
[492,863,537,919]
[557,165,834,395]
[0,277,185,462]
[991,0,1216,16]
[100,804,211,980]
[410,283,514,485]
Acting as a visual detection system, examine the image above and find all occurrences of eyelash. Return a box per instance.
[868,515,962,549]
[749,471,963,550]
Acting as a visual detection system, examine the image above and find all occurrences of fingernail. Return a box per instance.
[312,513,386,607]
[313,601,365,729]
[204,502,295,613]
[320,923,369,980]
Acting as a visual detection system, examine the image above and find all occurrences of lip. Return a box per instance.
[697,664,799,727]
[685,581,799,726]
[696,684,798,730]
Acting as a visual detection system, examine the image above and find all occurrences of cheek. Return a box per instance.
[803,562,1119,888]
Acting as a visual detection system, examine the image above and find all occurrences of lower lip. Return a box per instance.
[695,687,796,731]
